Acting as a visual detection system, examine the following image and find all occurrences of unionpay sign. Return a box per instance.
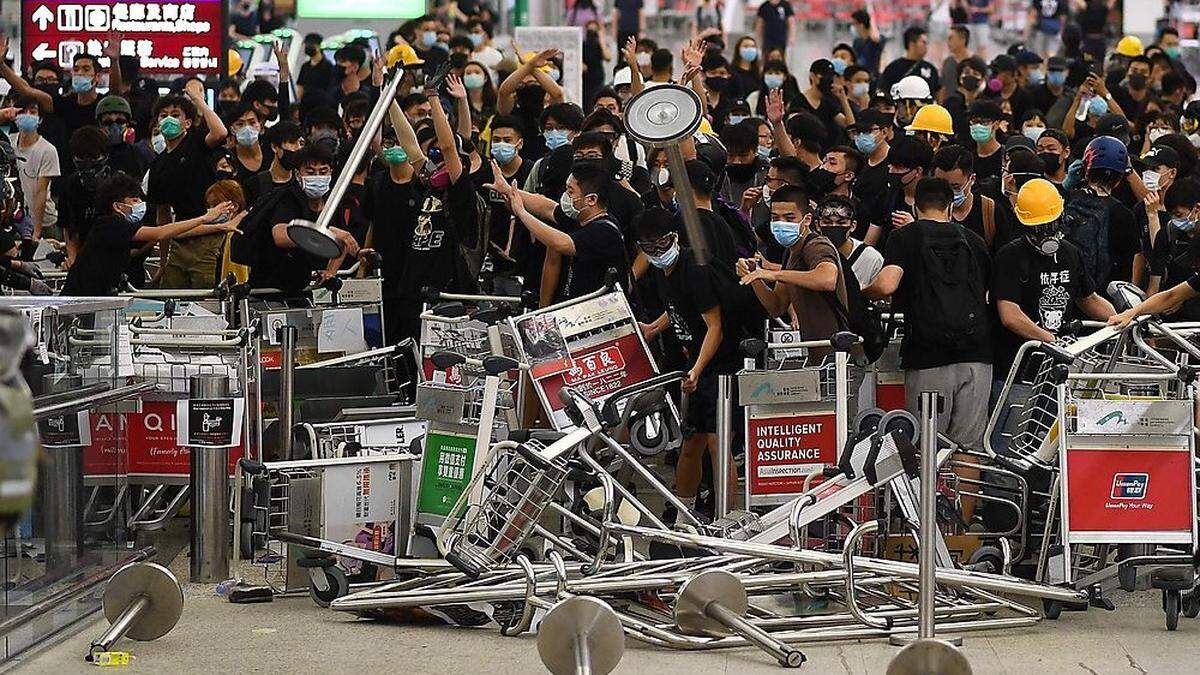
[21,0,224,74]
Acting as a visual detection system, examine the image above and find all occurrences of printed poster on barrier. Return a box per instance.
[321,462,401,573]
[37,410,91,448]
[84,401,245,476]
[1062,444,1197,544]
[416,430,478,518]
[514,313,572,378]
[175,398,244,448]
[745,407,839,505]
[1074,399,1192,435]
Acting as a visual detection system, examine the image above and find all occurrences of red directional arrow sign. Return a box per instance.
[21,0,225,75]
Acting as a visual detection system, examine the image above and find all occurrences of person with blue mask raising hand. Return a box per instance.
[483,115,534,294]
[62,173,241,296]
[736,184,850,357]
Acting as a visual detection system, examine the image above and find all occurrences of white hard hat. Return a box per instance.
[891,75,931,101]
[613,67,632,87]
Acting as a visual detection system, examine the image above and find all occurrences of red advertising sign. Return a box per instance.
[82,400,243,477]
[747,411,838,496]
[537,333,655,413]
[1065,448,1195,535]
[21,1,224,75]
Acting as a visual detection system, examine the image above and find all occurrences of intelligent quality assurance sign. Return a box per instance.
[746,409,838,497]
[22,0,224,74]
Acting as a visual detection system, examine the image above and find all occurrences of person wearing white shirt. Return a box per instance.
[467,19,503,71]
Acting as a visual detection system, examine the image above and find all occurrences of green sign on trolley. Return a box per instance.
[416,430,478,517]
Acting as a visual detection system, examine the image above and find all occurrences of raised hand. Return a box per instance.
[766,88,785,124]
[104,30,124,61]
[445,73,467,99]
[622,36,639,67]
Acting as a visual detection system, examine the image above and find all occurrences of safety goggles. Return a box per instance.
[637,231,677,257]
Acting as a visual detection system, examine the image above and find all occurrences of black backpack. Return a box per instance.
[909,223,988,351]
[230,184,292,268]
[1060,189,1112,288]
[823,247,887,364]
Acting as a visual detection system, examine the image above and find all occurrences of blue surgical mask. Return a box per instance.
[1047,70,1067,88]
[491,141,518,164]
[469,33,484,48]
[71,75,94,94]
[764,74,785,90]
[464,73,487,90]
[728,115,748,126]
[14,114,39,133]
[151,133,167,154]
[854,131,878,155]
[545,129,571,150]
[832,58,849,75]
[851,81,870,98]
[235,126,260,147]
[757,145,772,160]
[547,68,561,82]
[421,31,438,48]
[1028,70,1045,87]
[740,46,759,63]
[1170,216,1197,232]
[1088,96,1109,117]
[300,175,332,199]
[952,190,968,208]
[561,191,582,219]
[123,200,147,224]
[646,244,680,269]
[770,220,801,247]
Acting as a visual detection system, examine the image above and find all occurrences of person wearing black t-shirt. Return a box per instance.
[878,27,940,99]
[1111,266,1200,328]
[966,100,1004,184]
[483,115,535,294]
[636,209,741,521]
[251,146,360,295]
[497,50,566,162]
[63,173,241,296]
[492,159,627,301]
[145,86,229,288]
[58,127,119,264]
[413,15,450,77]
[791,59,856,149]
[864,177,991,521]
[1147,179,1200,321]
[226,104,273,200]
[994,179,1115,378]
[933,145,1015,250]
[297,33,335,102]
[755,0,794,53]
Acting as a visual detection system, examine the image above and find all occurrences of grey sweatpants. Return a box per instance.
[904,362,993,452]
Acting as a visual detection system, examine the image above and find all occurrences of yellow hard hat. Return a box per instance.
[1015,179,1065,226]
[522,51,554,73]
[227,49,243,77]
[906,104,954,136]
[1115,35,1144,57]
[387,43,424,69]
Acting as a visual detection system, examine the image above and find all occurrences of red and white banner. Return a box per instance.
[1065,446,1196,541]
[746,409,839,498]
[537,333,655,415]
[83,400,244,477]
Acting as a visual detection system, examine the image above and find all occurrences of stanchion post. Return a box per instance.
[715,374,733,518]
[278,324,297,460]
[918,390,939,639]
[189,374,231,583]
[42,373,84,573]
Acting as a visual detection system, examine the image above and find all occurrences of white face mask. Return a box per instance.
[1143,170,1161,191]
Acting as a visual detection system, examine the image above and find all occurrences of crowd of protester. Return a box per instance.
[2,1,1200,520]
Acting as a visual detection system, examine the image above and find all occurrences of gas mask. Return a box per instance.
[1026,221,1062,256]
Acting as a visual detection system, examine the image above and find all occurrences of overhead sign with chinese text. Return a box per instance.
[21,0,224,75]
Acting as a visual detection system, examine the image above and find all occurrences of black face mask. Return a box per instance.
[961,75,981,91]
[215,99,237,116]
[76,162,111,191]
[280,149,300,171]
[887,171,909,192]
[726,161,758,183]
[35,82,59,96]
[822,226,850,246]
[1039,152,1062,174]
[1128,73,1148,90]
[706,76,730,93]
[808,168,839,194]
[305,45,318,57]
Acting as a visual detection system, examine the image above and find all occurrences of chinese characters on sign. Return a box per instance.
[21,1,223,74]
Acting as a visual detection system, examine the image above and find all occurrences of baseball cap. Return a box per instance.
[1143,145,1181,170]
[990,54,1017,74]
[1047,56,1068,71]
[810,58,836,77]
[686,159,716,193]
[1014,50,1043,66]
[1004,135,1037,154]
[613,67,632,87]
[1094,114,1131,138]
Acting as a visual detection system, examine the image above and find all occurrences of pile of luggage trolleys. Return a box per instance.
[233,280,1200,671]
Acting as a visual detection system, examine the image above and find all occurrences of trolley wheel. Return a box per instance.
[631,414,667,457]
[878,410,920,444]
[966,545,1004,575]
[1164,589,1180,631]
[239,521,255,559]
[852,408,884,436]
[309,566,349,608]
[1183,591,1200,619]
[1043,599,1062,620]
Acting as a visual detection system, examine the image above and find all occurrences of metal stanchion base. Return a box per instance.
[889,633,964,647]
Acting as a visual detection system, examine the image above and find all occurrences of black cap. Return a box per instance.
[1143,146,1181,170]
[1014,50,1043,66]
[1047,56,1068,71]
[887,135,934,170]
[854,108,893,130]
[685,159,716,193]
[967,100,1004,121]
[810,58,836,76]
[1094,114,1130,137]
[1005,135,1037,154]
[990,54,1017,73]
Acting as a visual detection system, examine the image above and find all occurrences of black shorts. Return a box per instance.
[686,370,721,434]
